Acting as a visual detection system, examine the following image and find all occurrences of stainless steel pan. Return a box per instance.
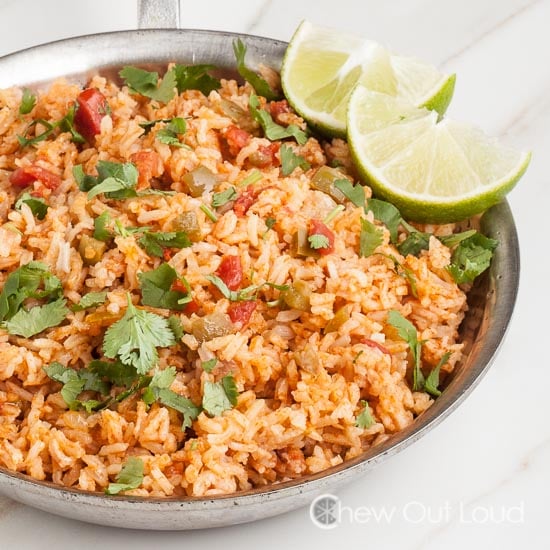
[0,0,519,530]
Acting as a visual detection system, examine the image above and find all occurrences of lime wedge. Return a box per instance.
[281,21,455,137]
[347,85,531,223]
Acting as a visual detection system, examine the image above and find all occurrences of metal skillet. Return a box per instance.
[0,0,520,530]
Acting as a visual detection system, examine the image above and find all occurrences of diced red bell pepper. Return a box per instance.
[74,88,109,142]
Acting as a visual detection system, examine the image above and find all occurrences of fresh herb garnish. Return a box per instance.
[19,88,36,115]
[138,230,192,258]
[238,170,262,187]
[308,233,330,250]
[138,263,191,310]
[156,117,187,148]
[167,315,184,340]
[359,218,383,258]
[425,352,452,397]
[355,400,375,429]
[119,66,176,103]
[249,94,307,145]
[233,39,279,101]
[173,63,221,95]
[397,230,431,257]
[103,294,176,374]
[5,298,69,338]
[334,179,365,209]
[447,233,498,284]
[142,366,200,428]
[280,144,310,176]
[138,118,172,133]
[387,310,424,391]
[93,211,113,242]
[365,199,402,244]
[14,192,48,220]
[212,187,238,208]
[105,457,144,495]
[201,358,218,373]
[71,291,108,312]
[74,161,139,200]
[200,204,218,222]
[202,374,238,416]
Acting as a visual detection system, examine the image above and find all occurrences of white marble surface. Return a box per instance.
[0,0,547,548]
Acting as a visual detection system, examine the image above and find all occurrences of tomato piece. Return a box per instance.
[362,338,390,355]
[74,88,108,142]
[182,299,199,315]
[228,300,257,325]
[308,219,335,256]
[225,125,251,157]
[216,255,243,291]
[269,99,291,124]
[9,165,61,190]
[130,150,163,189]
[233,185,257,217]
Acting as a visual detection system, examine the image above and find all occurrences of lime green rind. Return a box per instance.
[349,145,531,223]
[422,73,456,118]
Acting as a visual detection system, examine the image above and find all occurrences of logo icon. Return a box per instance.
[310,493,340,529]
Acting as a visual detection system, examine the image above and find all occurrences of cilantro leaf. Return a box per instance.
[249,94,307,145]
[438,230,477,248]
[93,211,113,242]
[201,358,217,373]
[71,291,107,312]
[105,457,144,495]
[119,66,176,103]
[138,263,190,310]
[14,192,48,220]
[212,187,237,208]
[365,199,403,244]
[156,117,187,147]
[386,254,418,298]
[103,294,176,374]
[447,233,498,284]
[202,374,238,416]
[425,352,451,397]
[334,179,365,208]
[138,118,172,133]
[76,160,139,200]
[359,218,383,258]
[5,298,69,338]
[138,231,192,258]
[397,230,431,257]
[173,64,221,95]
[58,104,86,144]
[308,233,330,250]
[205,274,257,302]
[355,400,375,429]
[280,145,310,176]
[19,88,36,115]
[233,39,279,101]
[88,359,139,387]
[17,119,56,147]
[387,310,424,391]
[167,315,184,340]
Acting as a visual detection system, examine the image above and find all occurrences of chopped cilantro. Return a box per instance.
[387,310,424,391]
[212,187,237,208]
[138,263,191,310]
[103,294,176,374]
[19,88,36,115]
[156,117,187,148]
[365,199,402,244]
[397,230,431,257]
[138,230,192,258]
[119,66,176,103]
[138,118,172,133]
[74,160,139,200]
[167,315,184,340]
[14,192,48,220]
[249,94,307,145]
[308,233,330,250]
[359,218,383,258]
[201,358,218,373]
[334,179,365,209]
[355,400,375,429]
[447,233,498,284]
[200,204,218,222]
[105,457,144,495]
[93,211,113,242]
[233,39,279,101]
[5,298,69,338]
[206,274,257,302]
[425,352,452,397]
[71,291,107,312]
[202,374,238,416]
[280,144,310,176]
[173,63,221,95]
[238,170,262,187]
[88,359,140,388]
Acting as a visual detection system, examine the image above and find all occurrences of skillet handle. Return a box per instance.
[137,0,180,29]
